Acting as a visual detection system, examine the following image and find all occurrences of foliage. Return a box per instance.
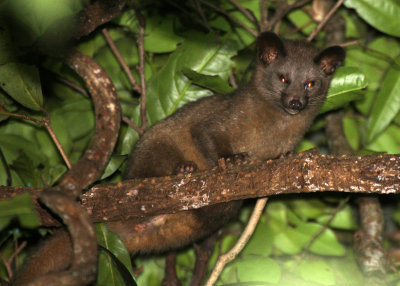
[0,0,400,285]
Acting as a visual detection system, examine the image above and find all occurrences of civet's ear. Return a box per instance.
[314,46,346,75]
[257,32,286,65]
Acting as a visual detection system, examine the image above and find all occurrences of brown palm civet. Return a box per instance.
[14,32,345,284]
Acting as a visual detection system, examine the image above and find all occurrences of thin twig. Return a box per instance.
[199,0,258,37]
[260,0,268,30]
[0,107,72,169]
[0,240,27,282]
[263,0,311,32]
[307,0,345,42]
[340,40,400,66]
[44,69,89,97]
[228,0,260,31]
[192,0,211,31]
[0,108,43,125]
[304,197,349,253]
[135,8,148,132]
[122,115,144,135]
[101,28,141,93]
[165,0,211,31]
[229,73,238,89]
[0,253,11,283]
[205,197,268,286]
[102,28,141,93]
[281,19,314,35]
[0,147,12,186]
[340,39,359,47]
[42,115,72,169]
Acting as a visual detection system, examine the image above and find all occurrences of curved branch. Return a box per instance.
[26,191,97,286]
[57,50,122,198]
[76,0,126,39]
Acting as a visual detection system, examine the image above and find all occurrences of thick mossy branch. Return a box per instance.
[1,152,400,226]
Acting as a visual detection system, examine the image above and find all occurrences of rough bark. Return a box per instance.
[2,151,400,226]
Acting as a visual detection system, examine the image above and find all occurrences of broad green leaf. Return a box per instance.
[274,222,345,256]
[343,9,367,39]
[242,219,273,256]
[266,201,289,231]
[343,116,360,150]
[220,256,281,284]
[345,0,400,37]
[273,226,307,254]
[367,125,400,154]
[288,199,329,220]
[146,34,238,125]
[50,97,94,140]
[288,9,317,35]
[346,38,400,114]
[317,205,358,231]
[144,15,184,53]
[100,155,127,180]
[320,67,367,113]
[0,193,40,230]
[209,0,259,49]
[305,226,346,256]
[295,139,317,152]
[182,68,234,94]
[0,133,44,168]
[296,260,336,285]
[96,223,136,286]
[367,57,400,143]
[0,63,43,110]
[10,152,43,187]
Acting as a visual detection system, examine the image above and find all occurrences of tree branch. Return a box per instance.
[2,152,400,227]
[58,50,122,198]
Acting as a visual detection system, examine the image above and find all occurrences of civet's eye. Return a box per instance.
[280,75,286,83]
[305,81,314,88]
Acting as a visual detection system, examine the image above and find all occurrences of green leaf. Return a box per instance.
[0,63,43,110]
[295,139,317,152]
[274,222,345,256]
[144,15,184,53]
[296,260,336,285]
[288,9,317,35]
[367,57,400,143]
[100,155,127,180]
[367,125,400,154]
[305,227,346,256]
[288,199,329,220]
[182,68,234,94]
[343,116,360,150]
[146,33,238,125]
[317,205,358,231]
[0,193,40,231]
[320,67,367,113]
[346,38,400,115]
[242,219,273,256]
[220,256,281,284]
[209,0,259,50]
[96,223,136,286]
[344,0,400,37]
[10,151,42,187]
[273,226,306,255]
